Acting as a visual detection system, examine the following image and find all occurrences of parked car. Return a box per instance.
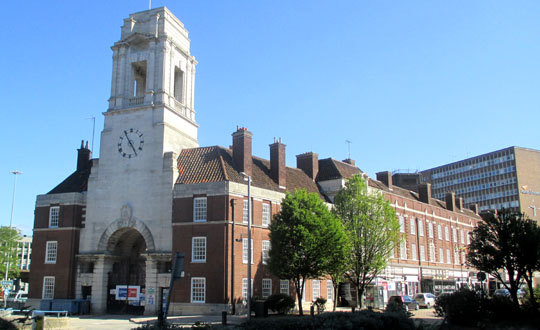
[414,292,436,308]
[387,295,419,312]
[494,288,526,299]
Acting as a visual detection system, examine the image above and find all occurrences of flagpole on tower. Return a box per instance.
[149,0,151,9]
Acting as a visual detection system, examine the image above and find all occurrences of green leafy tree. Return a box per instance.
[333,174,400,308]
[467,209,535,307]
[0,227,22,280]
[267,189,348,315]
[325,230,351,312]
[515,217,540,309]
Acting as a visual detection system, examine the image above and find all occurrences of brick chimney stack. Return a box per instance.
[77,140,92,171]
[343,158,356,166]
[376,171,393,189]
[470,203,479,214]
[270,138,286,188]
[456,197,464,211]
[446,192,456,212]
[418,183,432,204]
[232,127,253,176]
[296,152,319,181]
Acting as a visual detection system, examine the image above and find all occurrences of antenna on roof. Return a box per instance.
[346,140,352,159]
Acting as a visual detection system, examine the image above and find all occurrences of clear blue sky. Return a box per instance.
[2,1,540,235]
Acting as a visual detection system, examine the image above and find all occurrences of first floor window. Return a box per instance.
[429,243,435,262]
[327,280,333,301]
[446,249,451,264]
[445,226,450,241]
[262,240,270,264]
[262,203,271,227]
[312,280,320,300]
[192,237,206,262]
[419,245,426,261]
[191,277,205,303]
[280,280,289,295]
[411,243,417,260]
[193,197,207,222]
[399,216,405,233]
[49,206,59,227]
[45,241,57,264]
[410,218,416,235]
[439,248,444,263]
[400,240,407,259]
[42,276,55,299]
[243,200,250,224]
[262,279,272,299]
[437,224,442,240]
[243,239,253,264]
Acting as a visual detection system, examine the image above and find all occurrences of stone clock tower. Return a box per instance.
[78,7,199,314]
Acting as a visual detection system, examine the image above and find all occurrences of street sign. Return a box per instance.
[1,281,12,288]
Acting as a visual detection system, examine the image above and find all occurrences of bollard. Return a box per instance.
[310,305,314,316]
[222,311,227,325]
[34,315,44,330]
[351,306,355,313]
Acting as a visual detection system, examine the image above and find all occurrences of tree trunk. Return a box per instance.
[524,271,537,310]
[358,285,364,309]
[333,283,339,312]
[295,277,304,316]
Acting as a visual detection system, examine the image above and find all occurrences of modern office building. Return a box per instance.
[420,147,540,222]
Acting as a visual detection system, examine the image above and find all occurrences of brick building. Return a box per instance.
[29,7,482,315]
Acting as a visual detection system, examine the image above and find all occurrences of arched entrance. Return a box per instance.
[106,228,146,314]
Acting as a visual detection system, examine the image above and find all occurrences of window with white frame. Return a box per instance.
[419,245,426,261]
[242,278,253,301]
[400,240,407,259]
[193,197,207,222]
[445,226,450,241]
[192,237,206,262]
[389,244,395,258]
[312,280,320,300]
[262,203,271,227]
[280,280,289,295]
[461,251,466,265]
[439,248,444,263]
[191,277,205,303]
[418,220,424,237]
[42,276,55,299]
[429,243,435,262]
[454,249,459,264]
[428,223,434,238]
[399,216,405,233]
[452,228,458,242]
[411,243,417,260]
[262,240,270,264]
[437,224,442,240]
[49,206,59,228]
[460,230,465,244]
[262,279,272,299]
[446,249,451,264]
[466,231,470,244]
[243,200,251,224]
[242,238,253,264]
[410,218,416,235]
[45,241,57,264]
[327,280,333,300]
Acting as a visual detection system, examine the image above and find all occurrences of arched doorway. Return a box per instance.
[106,228,146,314]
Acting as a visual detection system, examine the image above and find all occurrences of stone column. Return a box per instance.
[91,255,113,313]
[144,256,159,316]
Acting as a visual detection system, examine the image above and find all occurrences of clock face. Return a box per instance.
[118,128,144,158]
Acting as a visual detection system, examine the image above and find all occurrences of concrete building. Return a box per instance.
[420,147,540,222]
[29,7,482,315]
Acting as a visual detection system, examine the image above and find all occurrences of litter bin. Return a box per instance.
[254,301,268,318]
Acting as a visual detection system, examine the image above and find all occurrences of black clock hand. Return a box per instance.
[124,131,138,156]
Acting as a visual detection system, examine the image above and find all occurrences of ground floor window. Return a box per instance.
[262,279,272,299]
[280,280,289,295]
[191,277,206,303]
[327,280,333,301]
[312,280,320,300]
[42,276,55,299]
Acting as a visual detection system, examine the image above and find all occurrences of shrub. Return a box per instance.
[265,293,295,315]
[313,297,327,314]
[434,288,483,326]
[0,318,17,330]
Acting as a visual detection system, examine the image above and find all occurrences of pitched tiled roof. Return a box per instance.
[368,178,481,218]
[316,158,362,181]
[176,146,323,197]
[48,166,92,194]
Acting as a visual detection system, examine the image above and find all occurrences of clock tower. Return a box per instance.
[78,7,199,314]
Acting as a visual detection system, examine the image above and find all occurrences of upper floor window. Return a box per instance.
[410,218,416,235]
[445,226,450,241]
[193,197,207,222]
[418,220,424,237]
[192,237,206,263]
[437,224,442,240]
[428,223,434,238]
[49,206,59,228]
[460,230,465,244]
[173,67,184,102]
[419,245,426,261]
[45,241,57,264]
[262,240,270,264]
[411,243,417,260]
[243,238,253,264]
[131,61,147,98]
[452,228,458,242]
[400,240,407,259]
[399,216,405,233]
[243,200,251,224]
[262,203,271,227]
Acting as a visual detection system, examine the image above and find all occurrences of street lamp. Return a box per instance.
[5,170,22,281]
[240,172,252,320]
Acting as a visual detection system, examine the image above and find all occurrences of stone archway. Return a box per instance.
[97,217,156,253]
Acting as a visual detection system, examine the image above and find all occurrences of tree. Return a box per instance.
[0,227,21,280]
[466,209,538,307]
[515,218,540,309]
[325,225,351,312]
[267,189,348,316]
[333,174,400,309]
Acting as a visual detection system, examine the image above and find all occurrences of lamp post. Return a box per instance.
[240,172,252,320]
[5,170,22,281]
